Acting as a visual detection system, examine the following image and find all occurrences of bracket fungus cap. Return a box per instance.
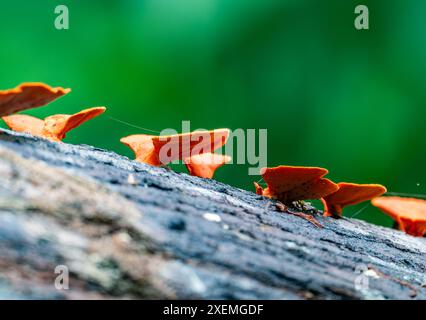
[371,196,426,237]
[121,129,230,167]
[0,82,70,117]
[151,128,230,165]
[255,165,339,204]
[3,106,105,142]
[184,153,231,179]
[322,183,387,218]
[120,134,160,166]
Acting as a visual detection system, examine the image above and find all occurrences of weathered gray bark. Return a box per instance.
[0,129,424,300]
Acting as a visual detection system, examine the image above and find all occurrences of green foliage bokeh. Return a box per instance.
[1,0,425,226]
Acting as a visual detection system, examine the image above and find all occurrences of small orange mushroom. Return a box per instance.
[0,83,70,117]
[321,183,387,218]
[151,129,230,165]
[371,196,426,237]
[184,153,232,179]
[254,165,339,204]
[121,129,230,167]
[2,107,105,142]
[120,134,160,166]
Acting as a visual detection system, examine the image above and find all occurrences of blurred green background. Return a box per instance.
[1,0,425,226]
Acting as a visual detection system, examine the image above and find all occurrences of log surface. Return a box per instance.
[0,129,424,300]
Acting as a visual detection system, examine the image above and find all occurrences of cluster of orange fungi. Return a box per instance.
[1,82,425,237]
[120,129,231,179]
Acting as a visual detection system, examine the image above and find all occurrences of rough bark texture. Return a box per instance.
[0,129,424,300]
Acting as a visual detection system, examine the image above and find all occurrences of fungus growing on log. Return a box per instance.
[321,183,387,218]
[184,153,232,179]
[3,107,105,142]
[0,83,70,116]
[371,196,426,237]
[151,129,230,165]
[254,165,339,204]
[120,134,160,166]
[121,129,230,168]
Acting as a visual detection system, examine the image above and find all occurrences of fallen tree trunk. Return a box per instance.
[0,129,424,300]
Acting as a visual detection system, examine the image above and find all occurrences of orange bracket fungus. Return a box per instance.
[254,165,339,204]
[2,107,105,142]
[121,129,230,178]
[321,183,387,218]
[371,196,426,237]
[150,129,230,165]
[120,134,160,165]
[184,153,232,179]
[0,82,70,117]
[254,165,338,226]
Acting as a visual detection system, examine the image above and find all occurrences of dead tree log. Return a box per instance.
[0,129,424,299]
